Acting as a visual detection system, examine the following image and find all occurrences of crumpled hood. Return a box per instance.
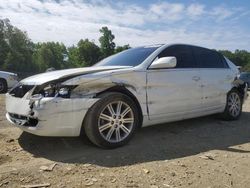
[20,66,131,85]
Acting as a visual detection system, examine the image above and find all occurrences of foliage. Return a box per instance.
[99,26,116,58]
[32,42,68,71]
[1,18,250,74]
[0,18,34,72]
[77,39,101,67]
[115,44,131,53]
[218,50,250,71]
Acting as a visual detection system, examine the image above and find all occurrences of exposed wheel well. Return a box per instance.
[96,86,143,128]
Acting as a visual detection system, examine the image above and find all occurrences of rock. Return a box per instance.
[85,181,94,186]
[17,148,23,152]
[6,139,14,143]
[180,164,186,167]
[111,178,117,183]
[39,163,57,172]
[163,184,171,187]
[151,185,158,188]
[91,178,98,182]
[83,164,92,167]
[40,166,49,171]
[21,183,50,188]
[66,167,72,171]
[143,169,150,174]
[199,153,216,160]
[170,172,176,177]
[0,181,9,187]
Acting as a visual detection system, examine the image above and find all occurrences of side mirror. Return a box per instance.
[149,57,177,69]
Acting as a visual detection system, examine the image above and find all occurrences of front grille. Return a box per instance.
[9,113,27,120]
[8,113,38,127]
[9,85,34,98]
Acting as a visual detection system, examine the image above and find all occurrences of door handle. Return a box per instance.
[192,76,200,81]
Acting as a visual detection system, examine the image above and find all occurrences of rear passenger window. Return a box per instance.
[193,47,226,68]
[158,45,196,68]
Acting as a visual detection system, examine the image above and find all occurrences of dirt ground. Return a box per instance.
[0,93,250,188]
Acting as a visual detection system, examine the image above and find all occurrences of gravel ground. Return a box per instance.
[0,93,250,188]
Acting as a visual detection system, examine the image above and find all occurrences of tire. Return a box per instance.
[83,92,140,149]
[0,79,7,94]
[221,89,242,120]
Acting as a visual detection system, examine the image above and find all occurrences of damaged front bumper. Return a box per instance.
[5,93,99,137]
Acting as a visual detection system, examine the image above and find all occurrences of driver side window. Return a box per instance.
[158,45,197,68]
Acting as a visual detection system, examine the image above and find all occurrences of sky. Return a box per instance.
[0,0,250,50]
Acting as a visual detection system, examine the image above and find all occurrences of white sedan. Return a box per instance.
[0,71,18,93]
[5,44,248,148]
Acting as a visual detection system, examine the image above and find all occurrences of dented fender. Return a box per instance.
[62,70,148,116]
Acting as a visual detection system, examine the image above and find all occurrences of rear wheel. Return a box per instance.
[0,79,7,94]
[84,92,140,148]
[221,89,242,120]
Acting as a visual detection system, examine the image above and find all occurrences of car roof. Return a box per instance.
[139,43,215,52]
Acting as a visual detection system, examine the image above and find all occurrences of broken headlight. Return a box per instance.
[34,83,77,98]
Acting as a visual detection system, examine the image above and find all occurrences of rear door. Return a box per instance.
[192,47,233,109]
[147,45,202,120]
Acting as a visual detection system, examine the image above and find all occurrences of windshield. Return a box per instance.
[95,47,159,67]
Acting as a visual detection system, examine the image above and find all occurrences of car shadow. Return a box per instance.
[18,112,250,167]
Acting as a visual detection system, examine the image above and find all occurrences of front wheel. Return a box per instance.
[83,92,140,149]
[222,89,242,120]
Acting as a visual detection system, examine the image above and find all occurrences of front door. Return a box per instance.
[146,45,202,120]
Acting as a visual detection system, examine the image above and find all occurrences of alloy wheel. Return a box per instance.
[228,92,241,117]
[98,101,134,143]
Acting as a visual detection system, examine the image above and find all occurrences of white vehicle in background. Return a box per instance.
[5,44,248,148]
[0,71,18,93]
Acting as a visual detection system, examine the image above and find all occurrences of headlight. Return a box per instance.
[58,87,70,98]
[40,83,77,98]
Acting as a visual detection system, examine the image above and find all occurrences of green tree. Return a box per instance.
[99,26,115,57]
[115,44,130,53]
[67,45,81,68]
[32,42,67,72]
[0,20,9,68]
[0,18,34,72]
[67,39,101,67]
[219,49,250,71]
[77,39,101,66]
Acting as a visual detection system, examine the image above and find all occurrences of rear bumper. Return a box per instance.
[5,93,99,137]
